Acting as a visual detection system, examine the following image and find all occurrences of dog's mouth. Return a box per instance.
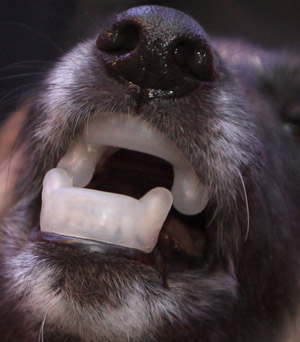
[38,114,210,269]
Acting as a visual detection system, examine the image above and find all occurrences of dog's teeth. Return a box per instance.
[172,165,209,215]
[41,114,208,251]
[57,138,101,188]
[57,114,209,216]
[40,168,173,253]
[57,140,116,188]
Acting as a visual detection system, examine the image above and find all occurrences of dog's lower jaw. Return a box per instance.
[0,203,238,342]
[1,198,299,342]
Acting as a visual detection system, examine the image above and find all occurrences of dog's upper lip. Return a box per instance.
[40,113,209,253]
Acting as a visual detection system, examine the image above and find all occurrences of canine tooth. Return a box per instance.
[172,165,209,215]
[40,168,173,253]
[57,139,109,187]
[57,114,209,215]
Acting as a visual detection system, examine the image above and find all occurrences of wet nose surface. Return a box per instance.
[96,6,216,98]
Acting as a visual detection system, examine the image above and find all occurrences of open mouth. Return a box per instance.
[39,114,210,268]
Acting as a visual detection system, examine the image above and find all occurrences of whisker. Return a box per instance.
[238,171,250,242]
[0,94,26,113]
[38,310,48,342]
[0,72,45,81]
[0,61,54,73]
[0,21,64,53]
[0,83,39,107]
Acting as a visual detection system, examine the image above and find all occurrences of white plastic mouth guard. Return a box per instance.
[40,114,209,253]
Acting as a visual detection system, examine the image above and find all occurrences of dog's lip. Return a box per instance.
[39,113,210,253]
[32,231,155,261]
[33,211,206,275]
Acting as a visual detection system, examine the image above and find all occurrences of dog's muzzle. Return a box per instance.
[39,6,215,258]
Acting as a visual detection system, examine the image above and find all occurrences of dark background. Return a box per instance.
[0,0,300,121]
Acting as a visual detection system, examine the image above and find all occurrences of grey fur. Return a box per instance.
[0,6,300,342]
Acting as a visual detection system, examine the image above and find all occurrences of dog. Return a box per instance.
[0,5,299,342]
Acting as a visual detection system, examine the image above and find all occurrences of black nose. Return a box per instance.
[96,6,216,99]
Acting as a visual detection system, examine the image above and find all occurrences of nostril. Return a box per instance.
[96,21,140,55]
[174,41,215,83]
[96,6,217,99]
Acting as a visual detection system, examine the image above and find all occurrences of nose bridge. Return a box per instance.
[97,6,216,99]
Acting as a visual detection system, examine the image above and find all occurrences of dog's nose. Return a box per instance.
[96,6,216,98]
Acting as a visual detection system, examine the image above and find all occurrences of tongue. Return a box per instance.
[40,168,173,253]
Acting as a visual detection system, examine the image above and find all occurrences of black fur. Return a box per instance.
[0,6,299,342]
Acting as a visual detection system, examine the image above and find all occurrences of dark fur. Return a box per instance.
[0,6,300,342]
